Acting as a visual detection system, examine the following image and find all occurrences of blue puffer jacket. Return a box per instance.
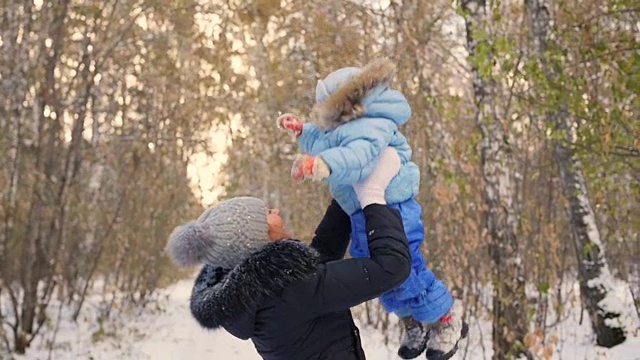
[298,58,420,215]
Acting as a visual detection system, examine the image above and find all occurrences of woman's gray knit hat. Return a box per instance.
[166,196,269,269]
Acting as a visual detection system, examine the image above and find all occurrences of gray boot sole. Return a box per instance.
[424,322,469,360]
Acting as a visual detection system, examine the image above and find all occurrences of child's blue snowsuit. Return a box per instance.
[297,59,453,322]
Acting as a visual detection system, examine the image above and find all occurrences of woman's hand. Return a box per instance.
[352,147,401,208]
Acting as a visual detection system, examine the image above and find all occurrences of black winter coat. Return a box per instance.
[189,201,411,360]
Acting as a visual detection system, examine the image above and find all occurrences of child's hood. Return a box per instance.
[312,57,411,130]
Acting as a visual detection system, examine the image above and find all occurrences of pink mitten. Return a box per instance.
[291,155,330,182]
[276,113,303,137]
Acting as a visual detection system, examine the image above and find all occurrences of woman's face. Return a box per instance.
[267,208,292,241]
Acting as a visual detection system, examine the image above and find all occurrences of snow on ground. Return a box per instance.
[9,278,640,360]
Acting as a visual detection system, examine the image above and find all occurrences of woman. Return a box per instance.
[166,148,410,359]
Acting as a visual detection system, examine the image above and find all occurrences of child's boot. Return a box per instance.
[425,301,469,360]
[398,316,429,359]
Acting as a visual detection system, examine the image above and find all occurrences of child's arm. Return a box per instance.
[276,113,322,154]
[317,118,397,185]
[298,123,323,154]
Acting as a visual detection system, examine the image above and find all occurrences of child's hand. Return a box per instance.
[276,113,303,137]
[291,155,330,182]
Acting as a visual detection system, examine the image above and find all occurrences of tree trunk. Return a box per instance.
[461,0,529,358]
[525,0,626,347]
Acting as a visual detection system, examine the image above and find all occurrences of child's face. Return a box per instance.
[267,208,293,241]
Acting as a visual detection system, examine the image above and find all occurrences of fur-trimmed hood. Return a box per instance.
[311,57,411,130]
[189,240,319,337]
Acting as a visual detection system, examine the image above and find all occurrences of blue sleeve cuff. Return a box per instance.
[298,123,321,154]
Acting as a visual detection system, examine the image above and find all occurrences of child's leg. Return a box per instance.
[348,210,369,259]
[349,200,453,322]
[379,199,453,323]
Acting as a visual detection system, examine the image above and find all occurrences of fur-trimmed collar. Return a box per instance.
[311,57,396,130]
[189,240,319,330]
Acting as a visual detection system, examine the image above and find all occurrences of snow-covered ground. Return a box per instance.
[8,278,640,360]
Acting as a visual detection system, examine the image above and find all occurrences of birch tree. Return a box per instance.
[460,0,529,357]
[524,0,627,347]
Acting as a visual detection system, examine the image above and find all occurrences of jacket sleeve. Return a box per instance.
[291,204,411,317]
[189,265,228,328]
[309,199,352,264]
[318,118,396,185]
[298,123,324,154]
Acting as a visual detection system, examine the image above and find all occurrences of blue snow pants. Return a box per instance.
[349,198,453,323]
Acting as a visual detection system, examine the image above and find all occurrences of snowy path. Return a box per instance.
[15,279,640,360]
[19,280,399,360]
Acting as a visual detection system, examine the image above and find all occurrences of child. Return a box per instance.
[276,58,468,360]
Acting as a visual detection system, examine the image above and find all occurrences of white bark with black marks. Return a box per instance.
[461,0,530,358]
[524,0,626,347]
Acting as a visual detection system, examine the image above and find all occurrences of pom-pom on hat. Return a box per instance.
[166,197,269,269]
